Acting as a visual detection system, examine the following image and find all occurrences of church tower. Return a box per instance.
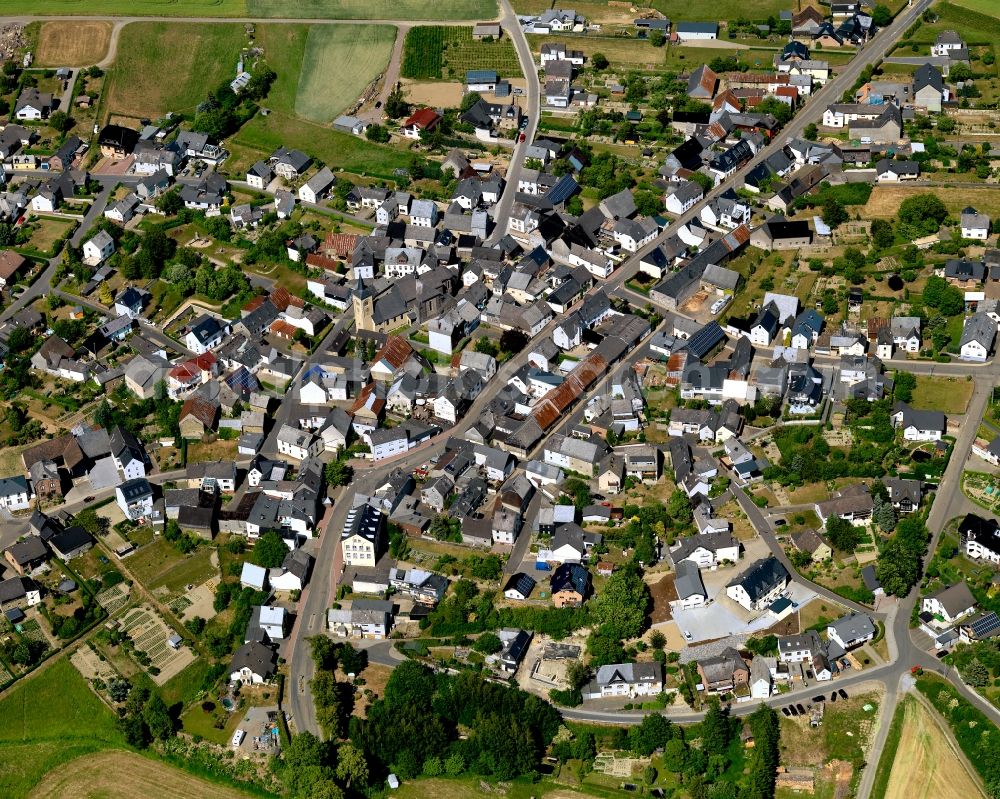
[352,277,375,331]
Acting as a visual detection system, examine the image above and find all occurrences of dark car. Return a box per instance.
[83,495,95,502]
[838,689,848,700]
[781,707,791,716]
[812,695,825,703]
[829,692,837,703]
[936,650,949,658]
[796,704,806,714]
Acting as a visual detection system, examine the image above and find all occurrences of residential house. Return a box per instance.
[697,647,750,693]
[960,312,995,362]
[341,501,385,568]
[921,581,977,624]
[230,640,277,684]
[827,613,877,650]
[790,529,832,562]
[550,562,590,607]
[891,401,946,441]
[725,556,790,611]
[583,662,663,700]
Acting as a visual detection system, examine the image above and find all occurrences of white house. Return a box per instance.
[961,207,990,240]
[921,582,977,624]
[725,557,789,612]
[826,613,877,650]
[298,167,335,204]
[959,312,995,362]
[240,562,268,591]
[229,641,276,685]
[583,662,663,700]
[665,180,703,216]
[669,531,740,569]
[0,476,31,510]
[276,424,323,461]
[891,402,946,442]
[82,231,115,267]
[672,560,708,609]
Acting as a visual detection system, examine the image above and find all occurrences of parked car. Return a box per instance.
[838,689,848,699]
[781,707,791,716]
[829,692,837,703]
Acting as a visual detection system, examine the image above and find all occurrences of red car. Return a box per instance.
[519,133,526,143]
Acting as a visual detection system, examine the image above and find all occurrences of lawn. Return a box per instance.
[402,26,521,80]
[35,20,112,66]
[104,22,245,119]
[881,695,984,799]
[31,750,260,799]
[910,374,975,414]
[0,657,124,799]
[527,33,675,67]
[862,187,1000,220]
[228,112,411,179]
[779,691,880,769]
[21,215,76,257]
[126,537,217,595]
[0,0,496,19]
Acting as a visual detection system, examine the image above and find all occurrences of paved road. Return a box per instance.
[488,0,540,243]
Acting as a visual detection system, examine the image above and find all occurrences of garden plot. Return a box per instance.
[71,646,119,686]
[119,604,195,685]
[95,582,131,615]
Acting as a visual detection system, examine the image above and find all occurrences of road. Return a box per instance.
[488,0,540,243]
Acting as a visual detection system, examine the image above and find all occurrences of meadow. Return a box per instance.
[104,22,245,119]
[0,0,496,19]
[402,26,521,81]
[295,24,396,122]
[35,21,112,67]
[0,657,124,799]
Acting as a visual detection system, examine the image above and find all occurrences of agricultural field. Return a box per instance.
[0,657,123,799]
[35,21,112,67]
[0,0,496,18]
[402,26,521,81]
[31,750,260,799]
[648,0,793,20]
[881,696,984,799]
[910,375,975,414]
[295,24,395,122]
[104,22,245,119]
[862,187,1000,220]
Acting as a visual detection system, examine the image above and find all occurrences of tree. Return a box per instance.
[663,738,688,773]
[365,124,390,143]
[565,659,590,691]
[107,678,131,703]
[310,635,340,671]
[573,731,597,761]
[49,110,72,133]
[143,692,174,740]
[700,698,732,757]
[251,530,288,568]
[335,742,369,789]
[325,459,353,487]
[650,30,666,47]
[871,218,895,249]
[822,197,848,228]
[460,91,482,112]
[873,499,897,533]
[649,630,666,650]
[667,489,692,526]
[923,275,964,316]
[474,337,499,358]
[499,329,528,354]
[628,713,673,756]
[893,371,916,402]
[592,565,649,641]
[804,122,819,140]
[445,752,466,775]
[949,63,972,82]
[875,538,921,596]
[756,97,792,126]
[339,642,366,675]
[591,53,609,70]
[898,194,947,236]
[962,657,989,687]
[826,515,863,553]
[385,83,410,119]
[473,632,503,654]
[872,4,892,26]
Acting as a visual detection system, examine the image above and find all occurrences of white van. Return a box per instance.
[231,729,246,748]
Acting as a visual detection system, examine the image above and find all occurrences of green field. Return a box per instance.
[402,25,522,80]
[295,24,395,122]
[225,24,411,178]
[0,657,124,799]
[105,22,245,118]
[0,0,497,19]
[649,0,789,20]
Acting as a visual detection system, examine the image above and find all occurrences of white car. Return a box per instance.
[683,630,693,641]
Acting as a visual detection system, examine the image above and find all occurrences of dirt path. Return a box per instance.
[97,20,126,69]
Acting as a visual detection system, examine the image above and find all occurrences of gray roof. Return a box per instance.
[828,612,876,643]
[929,582,976,617]
[961,312,996,348]
[727,556,789,602]
[674,559,706,600]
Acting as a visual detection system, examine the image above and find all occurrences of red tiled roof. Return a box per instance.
[403,108,442,130]
[270,286,292,312]
[324,233,357,258]
[306,252,340,272]
[374,335,413,371]
[242,296,266,313]
[180,395,218,428]
[269,320,298,339]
